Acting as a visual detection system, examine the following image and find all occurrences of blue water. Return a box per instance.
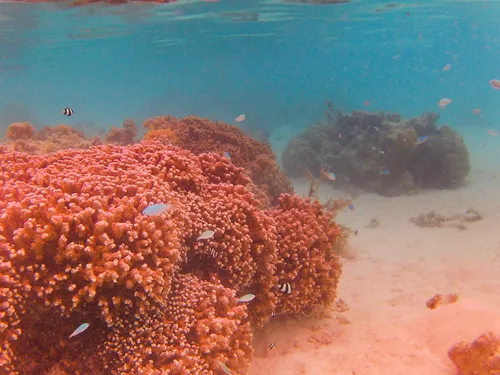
[1,0,499,140]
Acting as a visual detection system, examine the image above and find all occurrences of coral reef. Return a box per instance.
[0,141,342,375]
[282,105,470,196]
[448,332,500,375]
[143,115,294,206]
[410,209,482,230]
[2,122,98,154]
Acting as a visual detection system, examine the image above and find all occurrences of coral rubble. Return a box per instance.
[143,115,294,206]
[282,107,470,196]
[425,293,458,309]
[0,141,342,375]
[410,209,482,230]
[448,332,500,375]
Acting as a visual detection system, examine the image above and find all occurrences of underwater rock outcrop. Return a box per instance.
[282,106,470,196]
[0,141,342,375]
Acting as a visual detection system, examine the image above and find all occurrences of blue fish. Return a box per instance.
[142,203,170,216]
[381,169,391,175]
[416,135,428,144]
[349,204,355,210]
[69,323,89,338]
[223,152,231,159]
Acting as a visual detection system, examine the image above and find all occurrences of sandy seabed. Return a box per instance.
[248,142,500,375]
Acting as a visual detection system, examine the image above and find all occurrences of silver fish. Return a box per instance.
[197,230,215,240]
[143,203,170,216]
[238,293,256,302]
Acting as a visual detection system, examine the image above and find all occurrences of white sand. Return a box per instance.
[248,145,500,374]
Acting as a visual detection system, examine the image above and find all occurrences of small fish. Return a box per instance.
[69,323,89,338]
[268,342,276,350]
[472,109,481,114]
[348,204,355,210]
[238,293,256,302]
[437,98,452,107]
[218,361,232,375]
[325,172,336,181]
[338,133,342,139]
[235,114,246,122]
[223,151,231,159]
[372,146,377,151]
[143,203,171,216]
[379,150,385,155]
[271,312,276,317]
[442,63,452,71]
[62,107,74,117]
[487,129,498,136]
[279,282,292,294]
[354,229,359,235]
[374,126,380,132]
[416,135,428,144]
[363,100,370,107]
[381,169,391,175]
[490,79,500,90]
[197,230,215,240]
[209,249,218,257]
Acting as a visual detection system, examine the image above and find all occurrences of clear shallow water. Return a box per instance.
[0,0,499,140]
[2,1,500,374]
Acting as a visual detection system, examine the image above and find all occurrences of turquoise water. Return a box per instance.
[2,2,500,374]
[1,0,499,138]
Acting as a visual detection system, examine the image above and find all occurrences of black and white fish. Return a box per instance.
[279,282,292,294]
[209,249,218,257]
[268,342,276,350]
[62,107,74,116]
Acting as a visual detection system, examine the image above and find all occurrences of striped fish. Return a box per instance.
[62,107,74,116]
[279,282,292,294]
[268,342,276,350]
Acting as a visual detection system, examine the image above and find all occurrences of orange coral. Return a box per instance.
[269,194,342,315]
[143,128,178,145]
[448,332,500,375]
[0,141,342,375]
[142,115,293,206]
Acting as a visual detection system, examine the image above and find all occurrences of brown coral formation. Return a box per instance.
[448,332,500,375]
[143,115,294,206]
[425,293,458,309]
[104,119,137,146]
[282,106,470,197]
[6,122,36,141]
[3,122,97,154]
